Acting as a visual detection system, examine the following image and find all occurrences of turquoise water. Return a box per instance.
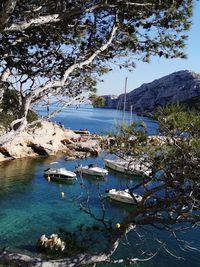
[0,107,199,266]
[51,105,159,135]
[0,155,140,254]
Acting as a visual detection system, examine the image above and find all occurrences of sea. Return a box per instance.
[0,106,199,266]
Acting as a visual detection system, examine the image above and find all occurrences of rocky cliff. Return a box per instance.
[102,70,200,112]
[0,121,101,162]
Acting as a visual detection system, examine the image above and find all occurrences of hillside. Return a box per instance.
[102,70,200,112]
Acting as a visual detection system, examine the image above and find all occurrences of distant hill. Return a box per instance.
[102,70,200,113]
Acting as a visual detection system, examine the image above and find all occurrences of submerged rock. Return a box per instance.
[37,234,66,252]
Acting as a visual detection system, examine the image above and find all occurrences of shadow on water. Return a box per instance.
[76,174,107,185]
[0,156,59,196]
[106,168,142,181]
[106,197,137,213]
[43,176,77,185]
[0,158,37,197]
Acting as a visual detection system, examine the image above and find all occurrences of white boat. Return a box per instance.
[107,189,142,204]
[104,159,151,177]
[44,168,77,181]
[75,164,108,177]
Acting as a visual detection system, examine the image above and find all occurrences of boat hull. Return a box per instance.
[104,159,132,175]
[44,173,76,181]
[104,159,150,176]
[107,189,142,204]
[76,166,108,177]
[44,168,76,181]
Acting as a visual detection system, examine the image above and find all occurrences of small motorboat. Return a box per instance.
[44,168,77,181]
[75,164,108,177]
[104,159,151,177]
[106,189,142,204]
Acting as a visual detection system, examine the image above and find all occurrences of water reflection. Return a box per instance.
[0,158,38,197]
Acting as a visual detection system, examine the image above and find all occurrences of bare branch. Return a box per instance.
[4,14,61,32]
[3,1,152,32]
[29,21,118,100]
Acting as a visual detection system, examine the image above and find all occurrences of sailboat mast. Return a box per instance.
[122,77,128,123]
[130,105,133,125]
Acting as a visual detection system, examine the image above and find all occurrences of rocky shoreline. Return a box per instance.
[0,121,102,162]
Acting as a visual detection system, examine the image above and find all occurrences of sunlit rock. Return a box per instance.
[37,234,66,252]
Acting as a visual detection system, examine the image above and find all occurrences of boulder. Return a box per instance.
[37,234,66,252]
[1,121,79,160]
[75,140,101,156]
[0,121,101,161]
[0,151,13,162]
[65,151,91,161]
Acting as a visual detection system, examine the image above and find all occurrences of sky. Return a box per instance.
[96,2,200,96]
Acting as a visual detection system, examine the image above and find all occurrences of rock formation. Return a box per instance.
[37,234,66,252]
[0,121,101,162]
[102,70,200,113]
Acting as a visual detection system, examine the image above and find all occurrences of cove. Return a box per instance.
[0,107,199,266]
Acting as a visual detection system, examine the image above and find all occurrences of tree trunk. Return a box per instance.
[0,95,31,145]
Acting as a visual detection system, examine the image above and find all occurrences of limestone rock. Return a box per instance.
[75,140,101,156]
[65,151,90,161]
[0,152,13,162]
[0,121,101,162]
[102,70,200,113]
[1,121,78,159]
[37,234,66,252]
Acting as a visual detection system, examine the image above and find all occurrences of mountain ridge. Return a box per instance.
[101,70,200,112]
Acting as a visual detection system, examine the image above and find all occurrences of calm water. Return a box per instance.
[0,107,199,266]
[51,105,159,135]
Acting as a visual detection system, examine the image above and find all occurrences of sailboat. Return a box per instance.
[104,77,151,177]
[122,76,128,123]
[116,77,133,125]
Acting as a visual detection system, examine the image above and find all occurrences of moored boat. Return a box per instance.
[75,164,108,177]
[106,189,142,204]
[44,168,77,181]
[104,159,151,176]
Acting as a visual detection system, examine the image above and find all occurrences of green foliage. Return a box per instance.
[0,112,14,128]
[155,104,200,137]
[0,1,193,94]
[27,110,38,123]
[0,89,19,114]
[107,120,148,158]
[89,94,105,108]
[0,88,38,128]
[106,104,200,230]
[0,1,194,130]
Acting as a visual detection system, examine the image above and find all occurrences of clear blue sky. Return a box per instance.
[97,2,200,96]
